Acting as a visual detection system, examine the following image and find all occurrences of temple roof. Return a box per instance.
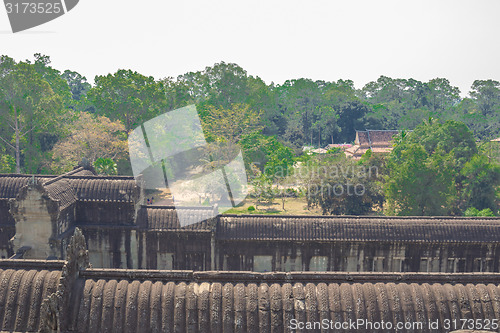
[67,269,500,333]
[136,206,214,230]
[355,130,399,147]
[43,179,78,211]
[0,168,139,204]
[217,215,500,243]
[68,176,139,202]
[3,229,500,333]
[346,129,400,159]
[0,175,30,199]
[0,260,63,332]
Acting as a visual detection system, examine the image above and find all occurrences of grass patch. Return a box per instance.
[219,197,322,215]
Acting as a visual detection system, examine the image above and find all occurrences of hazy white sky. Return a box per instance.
[1,0,499,96]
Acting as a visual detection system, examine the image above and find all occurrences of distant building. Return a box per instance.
[301,146,328,154]
[344,129,400,159]
[310,147,328,154]
[324,143,353,150]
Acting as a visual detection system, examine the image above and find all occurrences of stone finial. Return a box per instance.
[65,227,90,273]
[40,228,90,333]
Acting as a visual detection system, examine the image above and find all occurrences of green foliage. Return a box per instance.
[94,157,118,175]
[461,154,500,211]
[0,55,65,173]
[385,119,499,215]
[0,154,15,173]
[247,205,255,211]
[61,70,91,102]
[303,153,383,215]
[464,207,496,217]
[87,69,166,130]
[337,101,370,143]
[200,103,262,143]
[239,133,295,179]
[385,142,455,215]
[250,173,275,208]
[1,53,499,219]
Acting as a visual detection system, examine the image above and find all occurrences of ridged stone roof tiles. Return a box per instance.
[217,215,500,243]
[69,270,500,333]
[0,260,63,332]
[356,131,370,146]
[367,130,399,146]
[68,177,139,202]
[43,179,78,211]
[136,206,214,230]
[0,175,29,199]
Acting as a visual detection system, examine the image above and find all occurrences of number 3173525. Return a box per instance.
[5,2,62,14]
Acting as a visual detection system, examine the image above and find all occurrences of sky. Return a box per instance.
[1,0,499,96]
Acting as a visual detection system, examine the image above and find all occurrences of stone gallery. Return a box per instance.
[1,166,500,332]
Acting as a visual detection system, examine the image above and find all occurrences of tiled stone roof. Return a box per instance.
[68,176,139,202]
[367,130,399,146]
[0,170,138,204]
[0,175,30,199]
[136,206,214,230]
[0,260,63,332]
[346,130,400,158]
[69,270,500,333]
[4,230,500,333]
[43,179,78,211]
[216,215,500,243]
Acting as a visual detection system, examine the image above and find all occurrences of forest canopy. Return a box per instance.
[0,54,499,216]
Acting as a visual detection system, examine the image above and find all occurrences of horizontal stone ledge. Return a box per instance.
[0,259,66,269]
[79,269,500,284]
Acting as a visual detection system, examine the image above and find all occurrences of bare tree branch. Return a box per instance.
[0,135,15,150]
[21,125,36,138]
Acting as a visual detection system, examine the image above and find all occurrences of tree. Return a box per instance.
[312,105,339,146]
[88,69,166,130]
[50,112,127,174]
[61,70,91,102]
[201,103,263,144]
[276,79,326,146]
[31,54,72,106]
[461,154,500,211]
[427,78,460,113]
[337,100,370,143]
[262,138,295,181]
[0,153,15,173]
[470,80,500,116]
[384,119,498,215]
[0,56,64,173]
[303,152,383,215]
[385,142,455,215]
[464,207,496,217]
[93,157,118,175]
[250,172,274,210]
[239,132,295,180]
